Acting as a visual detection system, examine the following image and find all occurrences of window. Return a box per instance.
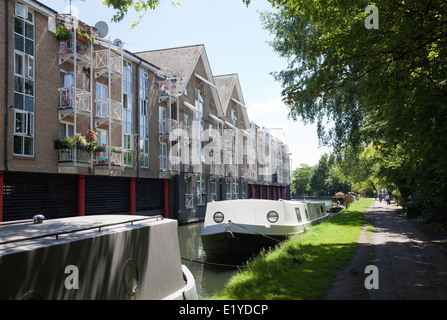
[159,106,167,133]
[183,114,189,137]
[160,142,167,170]
[139,69,149,168]
[96,83,108,117]
[197,173,206,205]
[210,181,217,201]
[233,180,239,199]
[226,180,231,200]
[123,60,133,166]
[195,88,203,113]
[60,122,74,138]
[231,109,237,127]
[96,129,108,163]
[295,208,302,223]
[123,134,133,166]
[13,4,34,156]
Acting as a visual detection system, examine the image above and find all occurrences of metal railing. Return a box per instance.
[95,50,122,77]
[58,87,91,113]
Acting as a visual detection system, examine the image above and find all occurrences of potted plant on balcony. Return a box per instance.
[55,24,71,40]
[76,26,96,43]
[111,147,123,154]
[54,136,77,150]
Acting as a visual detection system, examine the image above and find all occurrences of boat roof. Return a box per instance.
[207,198,326,206]
[0,215,165,256]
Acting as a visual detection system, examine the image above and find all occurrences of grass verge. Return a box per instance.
[212,198,374,300]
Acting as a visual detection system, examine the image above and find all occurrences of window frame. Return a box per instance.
[13,4,34,157]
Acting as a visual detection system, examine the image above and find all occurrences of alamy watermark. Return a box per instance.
[364,265,379,290]
[365,5,379,29]
[64,265,79,290]
[166,122,286,176]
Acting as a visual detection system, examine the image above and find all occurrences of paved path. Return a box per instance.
[326,200,447,300]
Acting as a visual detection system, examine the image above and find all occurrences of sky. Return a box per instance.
[39,0,332,169]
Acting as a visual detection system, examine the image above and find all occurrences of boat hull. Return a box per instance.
[0,215,198,300]
[201,223,304,266]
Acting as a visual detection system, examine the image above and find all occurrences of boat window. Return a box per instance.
[267,211,279,223]
[123,259,140,296]
[305,209,309,220]
[321,206,325,215]
[295,208,302,223]
[213,212,224,223]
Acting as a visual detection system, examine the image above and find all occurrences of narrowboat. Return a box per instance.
[200,199,330,266]
[0,215,198,300]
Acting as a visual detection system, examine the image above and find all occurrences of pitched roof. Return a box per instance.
[214,74,250,129]
[135,45,224,117]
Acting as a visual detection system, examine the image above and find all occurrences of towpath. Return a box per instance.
[326,199,447,300]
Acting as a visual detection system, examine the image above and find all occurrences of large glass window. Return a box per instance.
[197,173,206,205]
[139,69,149,168]
[96,83,108,117]
[123,60,133,166]
[160,142,167,170]
[13,4,34,156]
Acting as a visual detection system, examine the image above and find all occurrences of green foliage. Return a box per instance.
[213,198,374,300]
[262,0,447,225]
[290,164,313,196]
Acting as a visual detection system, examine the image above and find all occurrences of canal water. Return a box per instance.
[178,222,239,299]
[177,199,332,300]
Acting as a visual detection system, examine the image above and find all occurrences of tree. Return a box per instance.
[290,164,313,197]
[261,0,447,225]
[309,154,330,196]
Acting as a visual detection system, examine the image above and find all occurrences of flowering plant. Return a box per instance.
[111,146,123,153]
[75,26,96,43]
[85,129,97,143]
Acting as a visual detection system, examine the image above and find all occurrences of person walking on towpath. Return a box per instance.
[326,199,447,300]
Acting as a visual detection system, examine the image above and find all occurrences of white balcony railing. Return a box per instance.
[58,148,91,164]
[95,50,122,77]
[95,146,123,168]
[95,99,122,122]
[59,87,91,113]
[159,118,179,135]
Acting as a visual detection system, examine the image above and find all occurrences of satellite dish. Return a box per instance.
[113,38,123,47]
[94,21,109,38]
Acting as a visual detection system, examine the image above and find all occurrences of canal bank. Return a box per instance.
[211,198,374,299]
[178,199,332,299]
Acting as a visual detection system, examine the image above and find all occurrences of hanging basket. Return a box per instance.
[76,33,89,43]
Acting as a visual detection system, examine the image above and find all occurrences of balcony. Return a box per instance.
[58,39,92,66]
[225,164,239,179]
[159,118,178,141]
[241,165,257,182]
[210,163,224,177]
[95,99,122,126]
[95,146,123,169]
[95,50,122,79]
[58,87,91,120]
[58,148,91,166]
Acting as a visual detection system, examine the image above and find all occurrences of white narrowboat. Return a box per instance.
[0,215,198,300]
[200,199,330,265]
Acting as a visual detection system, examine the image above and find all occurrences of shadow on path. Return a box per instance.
[326,200,447,300]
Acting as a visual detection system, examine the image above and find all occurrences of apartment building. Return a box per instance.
[0,0,290,224]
